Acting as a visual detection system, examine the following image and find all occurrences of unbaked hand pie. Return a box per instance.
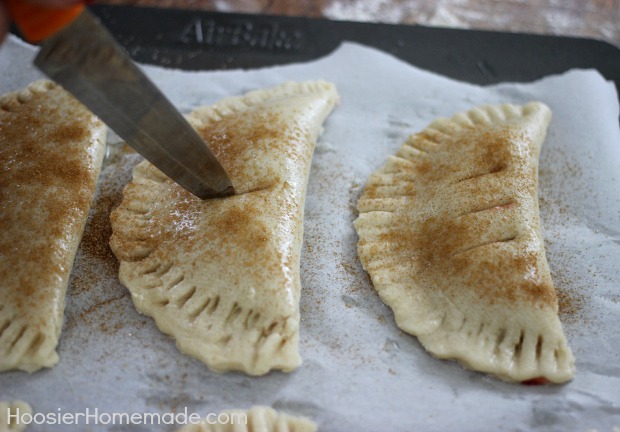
[0,400,32,432]
[0,80,107,372]
[110,81,338,375]
[354,102,575,383]
[175,406,317,432]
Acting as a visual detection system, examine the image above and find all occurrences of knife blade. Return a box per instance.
[8,2,234,199]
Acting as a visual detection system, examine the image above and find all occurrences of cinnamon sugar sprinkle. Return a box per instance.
[0,85,100,312]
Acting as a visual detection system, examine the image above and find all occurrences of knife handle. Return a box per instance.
[7,0,85,43]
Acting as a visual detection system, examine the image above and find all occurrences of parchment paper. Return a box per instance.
[1,35,619,432]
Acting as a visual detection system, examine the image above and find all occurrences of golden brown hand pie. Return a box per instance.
[354,102,574,383]
[0,80,106,373]
[110,81,338,375]
[175,406,316,432]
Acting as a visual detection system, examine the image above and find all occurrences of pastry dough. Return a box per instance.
[0,81,106,372]
[175,406,317,432]
[354,102,575,383]
[110,81,338,375]
[0,400,32,432]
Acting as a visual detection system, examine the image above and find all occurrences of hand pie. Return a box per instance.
[175,406,317,432]
[110,81,338,375]
[0,81,106,372]
[0,400,32,432]
[354,102,575,383]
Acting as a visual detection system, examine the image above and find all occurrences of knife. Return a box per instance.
[7,1,235,199]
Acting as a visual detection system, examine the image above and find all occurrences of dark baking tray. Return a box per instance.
[86,4,620,96]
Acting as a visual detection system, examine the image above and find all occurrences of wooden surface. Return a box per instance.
[95,0,620,48]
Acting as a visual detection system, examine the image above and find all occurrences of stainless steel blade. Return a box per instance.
[34,10,234,199]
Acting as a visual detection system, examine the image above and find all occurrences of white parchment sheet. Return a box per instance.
[1,35,620,432]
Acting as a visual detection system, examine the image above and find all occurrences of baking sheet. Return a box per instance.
[1,35,620,431]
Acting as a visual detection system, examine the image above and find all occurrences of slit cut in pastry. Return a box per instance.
[110,81,338,375]
[0,81,107,373]
[175,406,317,432]
[354,102,575,383]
